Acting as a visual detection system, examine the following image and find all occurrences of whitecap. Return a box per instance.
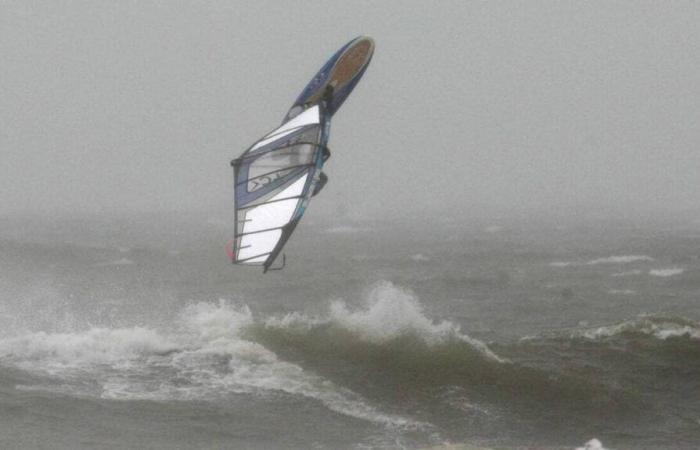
[575,316,700,341]
[586,255,652,265]
[266,281,504,363]
[551,255,653,268]
[649,267,684,277]
[0,326,180,367]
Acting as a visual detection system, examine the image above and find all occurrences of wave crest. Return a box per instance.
[575,316,700,341]
[0,298,420,428]
[265,281,503,362]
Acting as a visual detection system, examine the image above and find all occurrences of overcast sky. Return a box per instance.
[2,1,699,220]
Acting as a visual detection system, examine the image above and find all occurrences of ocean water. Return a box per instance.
[1,213,699,449]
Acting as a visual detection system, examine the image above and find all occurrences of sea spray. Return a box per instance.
[0,327,180,367]
[266,280,503,361]
[0,298,419,428]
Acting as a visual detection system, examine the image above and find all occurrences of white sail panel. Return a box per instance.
[235,173,309,262]
[241,173,308,233]
[250,106,320,152]
[238,229,282,260]
[269,172,308,200]
[244,199,298,233]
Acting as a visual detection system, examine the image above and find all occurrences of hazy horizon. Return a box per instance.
[2,1,699,220]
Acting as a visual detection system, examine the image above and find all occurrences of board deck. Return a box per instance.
[285,36,375,121]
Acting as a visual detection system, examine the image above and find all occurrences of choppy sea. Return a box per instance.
[1,213,699,449]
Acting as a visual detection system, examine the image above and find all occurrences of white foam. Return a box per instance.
[264,310,322,331]
[328,282,455,345]
[217,355,419,429]
[576,316,700,341]
[410,253,430,262]
[574,438,608,450]
[649,267,684,277]
[0,327,179,367]
[180,299,254,342]
[0,299,419,429]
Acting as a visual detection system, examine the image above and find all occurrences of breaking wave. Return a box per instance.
[0,298,419,429]
[520,315,700,346]
[261,281,502,362]
[0,281,671,440]
[573,315,700,341]
[253,282,643,426]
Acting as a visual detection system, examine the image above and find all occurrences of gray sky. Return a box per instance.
[2,1,699,219]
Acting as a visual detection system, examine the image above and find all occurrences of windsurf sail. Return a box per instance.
[229,36,374,272]
[230,104,330,272]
